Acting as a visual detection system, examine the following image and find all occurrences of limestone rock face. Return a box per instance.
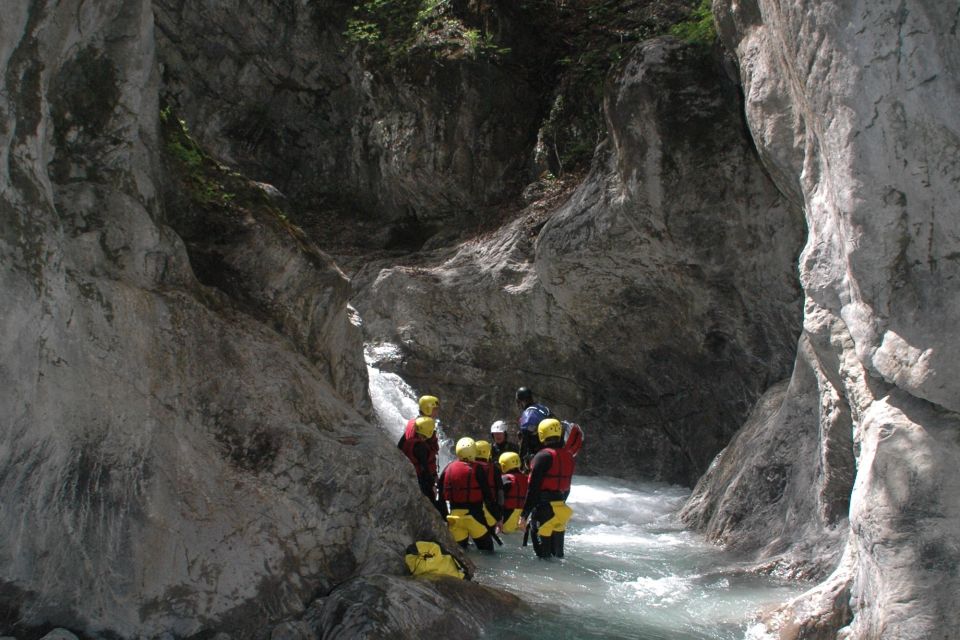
[682,0,960,636]
[0,2,450,636]
[355,38,805,484]
[153,0,542,233]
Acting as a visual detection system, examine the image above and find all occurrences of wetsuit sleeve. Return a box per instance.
[475,465,502,521]
[521,451,551,519]
[493,465,504,508]
[519,430,537,466]
[437,468,449,517]
[413,441,431,475]
[413,442,435,495]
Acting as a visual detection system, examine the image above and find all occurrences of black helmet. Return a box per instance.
[515,387,533,403]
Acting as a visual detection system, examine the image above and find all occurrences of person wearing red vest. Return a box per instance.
[438,438,500,551]
[397,415,442,513]
[519,418,575,558]
[498,451,528,533]
[473,440,504,536]
[409,395,440,465]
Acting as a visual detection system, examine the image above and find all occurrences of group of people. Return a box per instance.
[397,387,584,559]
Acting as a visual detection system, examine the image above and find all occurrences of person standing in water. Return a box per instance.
[474,440,504,537]
[515,387,552,467]
[519,418,575,558]
[438,438,500,551]
[498,451,528,533]
[489,420,518,461]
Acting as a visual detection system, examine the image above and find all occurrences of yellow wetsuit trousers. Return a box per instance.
[446,508,489,543]
[535,500,573,537]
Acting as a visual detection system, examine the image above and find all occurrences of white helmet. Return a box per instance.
[490,420,507,434]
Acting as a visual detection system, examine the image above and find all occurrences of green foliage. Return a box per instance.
[161,106,235,206]
[344,0,509,63]
[669,0,717,46]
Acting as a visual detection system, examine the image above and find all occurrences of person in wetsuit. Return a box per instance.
[474,440,504,538]
[397,416,442,513]
[519,418,575,558]
[498,451,528,533]
[490,420,519,461]
[515,387,553,467]
[438,438,502,551]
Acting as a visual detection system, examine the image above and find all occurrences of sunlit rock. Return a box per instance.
[685,0,960,636]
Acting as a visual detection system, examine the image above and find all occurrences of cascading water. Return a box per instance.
[367,345,805,639]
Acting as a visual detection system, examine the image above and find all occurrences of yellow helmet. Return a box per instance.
[418,395,439,416]
[538,418,562,443]
[499,451,521,473]
[475,440,491,461]
[455,437,477,461]
[414,416,435,439]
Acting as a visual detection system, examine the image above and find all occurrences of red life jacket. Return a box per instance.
[401,418,437,476]
[405,417,440,457]
[502,471,529,510]
[443,460,483,504]
[475,460,497,495]
[539,447,575,493]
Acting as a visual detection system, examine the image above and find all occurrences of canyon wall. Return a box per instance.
[355,38,805,484]
[0,2,476,636]
[681,1,960,637]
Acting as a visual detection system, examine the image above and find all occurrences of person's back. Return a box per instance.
[515,387,552,465]
[520,418,575,558]
[473,440,503,533]
[398,416,441,512]
[498,452,528,533]
[439,438,496,551]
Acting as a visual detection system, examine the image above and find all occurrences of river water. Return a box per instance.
[367,346,804,639]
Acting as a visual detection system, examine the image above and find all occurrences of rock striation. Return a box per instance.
[354,37,806,485]
[680,0,960,636]
[0,2,462,636]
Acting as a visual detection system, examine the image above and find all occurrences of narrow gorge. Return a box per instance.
[1,0,957,638]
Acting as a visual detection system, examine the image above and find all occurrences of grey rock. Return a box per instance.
[354,38,805,484]
[305,574,523,639]
[269,621,312,640]
[0,1,454,637]
[686,0,960,636]
[153,0,541,233]
[39,631,78,640]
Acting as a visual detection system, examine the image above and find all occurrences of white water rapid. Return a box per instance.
[367,346,805,639]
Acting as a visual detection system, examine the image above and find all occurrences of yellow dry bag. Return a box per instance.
[404,541,465,579]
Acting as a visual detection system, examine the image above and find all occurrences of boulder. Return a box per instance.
[304,574,523,638]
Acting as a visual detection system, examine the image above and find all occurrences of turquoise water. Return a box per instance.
[470,477,805,639]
